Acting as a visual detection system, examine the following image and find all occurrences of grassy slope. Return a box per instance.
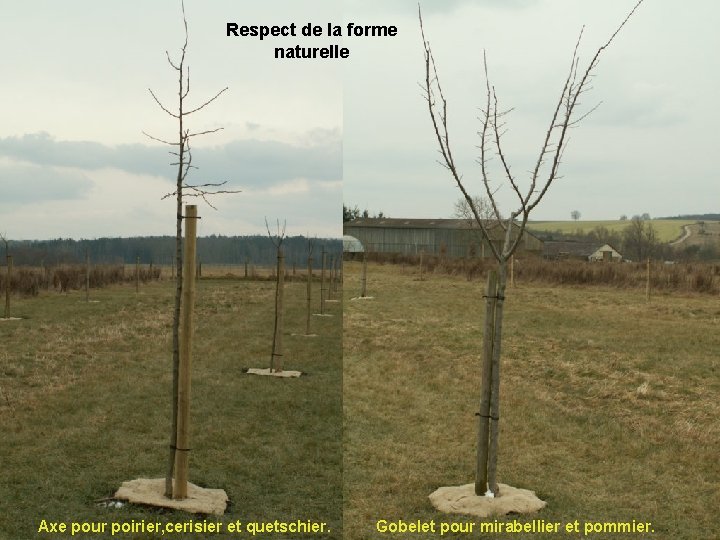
[0,278,341,539]
[343,262,718,540]
[527,220,697,243]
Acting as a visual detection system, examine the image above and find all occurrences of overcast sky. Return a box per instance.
[0,1,342,240]
[1,1,718,240]
[344,0,719,222]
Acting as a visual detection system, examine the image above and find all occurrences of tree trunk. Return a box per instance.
[270,247,285,372]
[165,150,184,498]
[4,254,12,319]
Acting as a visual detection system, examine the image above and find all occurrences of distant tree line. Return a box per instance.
[535,216,720,262]
[1,235,341,268]
[343,204,386,222]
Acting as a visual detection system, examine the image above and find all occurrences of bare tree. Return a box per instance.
[1,234,10,319]
[420,1,643,497]
[453,195,497,223]
[266,219,287,372]
[622,216,658,261]
[571,210,581,221]
[306,237,316,335]
[144,0,239,499]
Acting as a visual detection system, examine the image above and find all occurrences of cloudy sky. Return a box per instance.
[0,1,342,240]
[344,0,719,222]
[1,1,717,240]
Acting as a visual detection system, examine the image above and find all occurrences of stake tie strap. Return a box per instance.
[482,294,505,301]
[169,445,192,452]
[182,215,202,219]
[475,412,500,421]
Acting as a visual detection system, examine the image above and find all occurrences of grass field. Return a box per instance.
[0,277,341,539]
[527,220,697,243]
[343,262,718,540]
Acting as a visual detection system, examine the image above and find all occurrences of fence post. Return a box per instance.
[320,247,327,314]
[85,249,90,302]
[510,255,515,288]
[361,250,368,297]
[306,253,312,334]
[4,254,12,318]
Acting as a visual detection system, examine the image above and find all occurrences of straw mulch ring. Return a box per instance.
[244,368,303,378]
[114,478,228,515]
[429,483,546,518]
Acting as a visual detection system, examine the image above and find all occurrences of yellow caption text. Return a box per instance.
[38,518,328,536]
[375,518,655,536]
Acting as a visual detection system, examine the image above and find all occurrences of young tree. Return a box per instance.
[306,237,315,335]
[144,0,238,499]
[571,210,581,221]
[267,219,287,373]
[420,1,643,497]
[1,234,11,319]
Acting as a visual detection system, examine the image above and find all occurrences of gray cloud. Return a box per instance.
[0,160,93,204]
[0,132,342,190]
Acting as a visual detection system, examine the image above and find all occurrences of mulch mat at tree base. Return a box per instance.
[429,483,546,518]
[245,368,303,378]
[114,478,228,515]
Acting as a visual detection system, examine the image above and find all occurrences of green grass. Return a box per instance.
[343,262,718,540]
[527,219,696,243]
[0,278,341,539]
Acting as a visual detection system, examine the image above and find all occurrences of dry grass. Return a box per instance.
[364,252,720,296]
[343,262,719,540]
[0,278,341,539]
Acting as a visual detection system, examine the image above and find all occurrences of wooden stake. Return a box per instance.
[476,270,497,495]
[510,255,515,288]
[646,258,650,301]
[361,250,368,297]
[173,205,198,500]
[306,254,312,334]
[420,250,424,281]
[135,256,140,293]
[4,254,12,319]
[320,247,327,314]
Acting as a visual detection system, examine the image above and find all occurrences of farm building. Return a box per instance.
[343,218,543,258]
[543,241,623,262]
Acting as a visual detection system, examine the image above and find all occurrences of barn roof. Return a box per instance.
[345,217,499,229]
[344,217,541,241]
[543,241,621,258]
